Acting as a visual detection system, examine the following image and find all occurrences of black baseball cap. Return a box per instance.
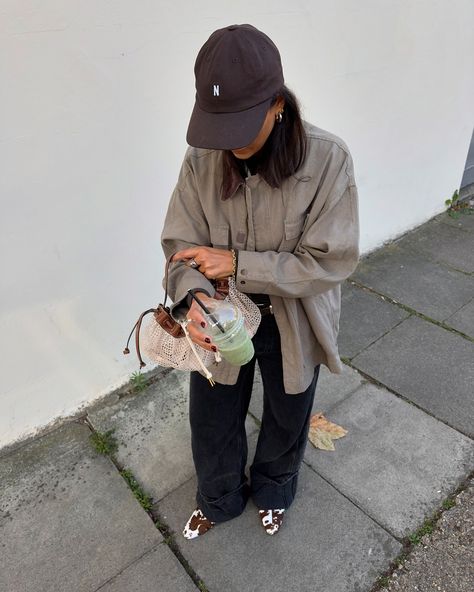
[186,24,284,150]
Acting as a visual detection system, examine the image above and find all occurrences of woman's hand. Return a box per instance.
[185,291,218,352]
[172,246,233,280]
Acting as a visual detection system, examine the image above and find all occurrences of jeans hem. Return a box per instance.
[250,470,299,510]
[196,481,251,523]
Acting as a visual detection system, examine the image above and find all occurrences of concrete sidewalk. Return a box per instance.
[1,209,474,592]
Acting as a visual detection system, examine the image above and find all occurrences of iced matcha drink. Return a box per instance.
[212,316,254,366]
[201,302,255,366]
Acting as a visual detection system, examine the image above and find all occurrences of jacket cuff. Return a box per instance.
[235,250,272,293]
[170,274,215,319]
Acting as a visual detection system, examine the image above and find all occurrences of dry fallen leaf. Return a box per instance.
[308,412,348,451]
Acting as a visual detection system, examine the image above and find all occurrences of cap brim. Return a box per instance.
[186,97,273,150]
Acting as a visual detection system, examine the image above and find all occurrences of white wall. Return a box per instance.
[1,1,473,450]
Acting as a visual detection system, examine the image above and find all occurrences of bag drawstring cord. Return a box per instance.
[181,321,216,386]
[123,308,156,369]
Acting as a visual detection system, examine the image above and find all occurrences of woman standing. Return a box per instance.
[161,24,360,539]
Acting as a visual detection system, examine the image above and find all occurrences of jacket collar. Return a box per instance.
[221,150,271,200]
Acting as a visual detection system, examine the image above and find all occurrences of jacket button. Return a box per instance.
[240,280,246,285]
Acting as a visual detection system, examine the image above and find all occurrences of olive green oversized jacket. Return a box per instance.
[161,121,360,393]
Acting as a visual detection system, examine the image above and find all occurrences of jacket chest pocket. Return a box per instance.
[209,224,230,248]
[278,213,308,252]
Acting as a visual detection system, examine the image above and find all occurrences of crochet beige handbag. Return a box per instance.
[123,258,262,385]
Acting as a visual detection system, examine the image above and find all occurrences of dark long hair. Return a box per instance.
[222,85,307,192]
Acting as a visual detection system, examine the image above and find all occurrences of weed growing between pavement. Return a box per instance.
[444,189,474,218]
[442,498,456,510]
[88,428,153,511]
[408,517,436,545]
[120,468,154,511]
[130,370,148,392]
[89,428,118,456]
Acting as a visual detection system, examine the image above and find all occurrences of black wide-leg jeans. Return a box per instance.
[189,313,321,523]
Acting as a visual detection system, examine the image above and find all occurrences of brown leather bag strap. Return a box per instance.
[214,278,229,296]
[134,308,156,369]
[123,308,156,368]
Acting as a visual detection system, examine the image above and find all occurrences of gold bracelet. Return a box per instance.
[230,248,237,278]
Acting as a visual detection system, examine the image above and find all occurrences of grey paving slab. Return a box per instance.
[444,297,474,337]
[98,542,196,592]
[304,383,474,539]
[158,462,401,592]
[0,422,162,592]
[88,370,259,502]
[248,362,364,421]
[434,210,474,232]
[393,216,474,273]
[339,281,411,359]
[351,316,474,437]
[352,243,474,322]
[311,363,366,413]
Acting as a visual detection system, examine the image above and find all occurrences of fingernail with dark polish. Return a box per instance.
[211,346,217,352]
[205,338,211,344]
